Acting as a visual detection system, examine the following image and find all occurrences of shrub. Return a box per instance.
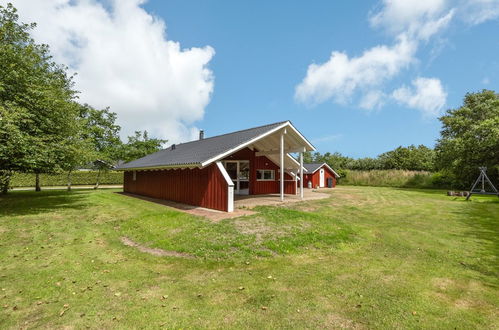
[10,171,123,187]
[338,169,448,189]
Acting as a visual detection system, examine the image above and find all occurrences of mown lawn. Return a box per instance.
[0,186,497,329]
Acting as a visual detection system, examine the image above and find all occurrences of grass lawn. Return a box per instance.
[0,186,498,329]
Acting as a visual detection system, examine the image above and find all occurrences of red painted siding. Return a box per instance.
[123,164,228,211]
[304,165,336,188]
[223,148,296,195]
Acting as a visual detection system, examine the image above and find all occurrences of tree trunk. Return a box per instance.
[35,173,41,192]
[94,169,101,189]
[67,170,72,191]
[0,170,11,194]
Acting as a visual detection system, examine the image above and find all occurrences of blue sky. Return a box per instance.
[145,0,499,157]
[11,0,499,158]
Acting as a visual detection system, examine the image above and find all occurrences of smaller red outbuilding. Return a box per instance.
[303,163,340,188]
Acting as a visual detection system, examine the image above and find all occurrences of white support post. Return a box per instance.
[216,161,234,212]
[280,129,285,202]
[299,152,304,199]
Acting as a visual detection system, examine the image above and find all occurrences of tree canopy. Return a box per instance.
[118,131,167,163]
[435,90,499,188]
[0,3,82,191]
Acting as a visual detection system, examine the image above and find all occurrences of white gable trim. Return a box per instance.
[309,163,341,178]
[201,121,315,168]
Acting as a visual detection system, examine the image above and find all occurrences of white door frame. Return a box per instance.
[319,168,325,188]
[223,160,249,195]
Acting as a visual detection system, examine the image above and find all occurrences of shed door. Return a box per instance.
[319,168,325,188]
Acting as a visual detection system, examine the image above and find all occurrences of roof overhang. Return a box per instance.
[201,121,315,170]
[309,163,341,178]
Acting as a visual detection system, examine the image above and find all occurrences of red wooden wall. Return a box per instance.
[123,164,228,211]
[222,148,296,195]
[304,165,336,188]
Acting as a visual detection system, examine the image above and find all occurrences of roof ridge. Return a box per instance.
[168,120,289,148]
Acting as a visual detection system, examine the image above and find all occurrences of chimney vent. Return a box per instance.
[171,144,176,150]
[199,130,204,140]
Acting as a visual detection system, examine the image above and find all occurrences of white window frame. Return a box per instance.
[256,169,275,181]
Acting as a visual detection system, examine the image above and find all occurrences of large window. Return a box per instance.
[256,169,275,181]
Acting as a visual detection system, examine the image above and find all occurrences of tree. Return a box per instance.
[0,3,80,192]
[378,145,435,171]
[59,103,96,191]
[436,90,499,188]
[77,104,122,189]
[119,131,166,163]
[79,104,122,163]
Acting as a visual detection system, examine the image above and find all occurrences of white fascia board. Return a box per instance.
[200,122,289,167]
[310,163,340,177]
[286,121,316,151]
[216,161,234,186]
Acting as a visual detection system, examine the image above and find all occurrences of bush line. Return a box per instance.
[338,169,453,189]
[11,171,123,187]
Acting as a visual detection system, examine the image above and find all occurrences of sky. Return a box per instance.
[6,0,499,158]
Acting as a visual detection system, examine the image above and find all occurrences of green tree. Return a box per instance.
[379,145,435,171]
[0,3,80,192]
[77,104,122,189]
[436,90,499,188]
[119,131,167,163]
[59,103,97,191]
[79,104,122,163]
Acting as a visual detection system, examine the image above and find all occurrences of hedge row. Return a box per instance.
[338,169,452,189]
[10,171,123,187]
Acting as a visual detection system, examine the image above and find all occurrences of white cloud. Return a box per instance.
[369,0,454,41]
[392,77,447,117]
[295,0,457,113]
[459,0,499,25]
[359,90,385,110]
[9,0,215,143]
[295,34,416,105]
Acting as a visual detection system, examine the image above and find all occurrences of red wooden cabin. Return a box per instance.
[116,121,315,212]
[303,163,340,188]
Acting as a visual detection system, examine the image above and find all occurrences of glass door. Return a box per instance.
[223,161,250,195]
[238,161,250,195]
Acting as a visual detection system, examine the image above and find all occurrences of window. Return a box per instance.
[132,171,136,181]
[256,169,275,181]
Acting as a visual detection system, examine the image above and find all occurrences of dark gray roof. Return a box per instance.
[303,163,324,173]
[116,121,288,170]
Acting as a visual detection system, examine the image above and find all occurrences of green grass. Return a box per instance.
[0,186,497,328]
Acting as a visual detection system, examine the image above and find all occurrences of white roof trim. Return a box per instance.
[201,121,315,168]
[216,161,235,186]
[309,163,341,178]
[285,121,316,151]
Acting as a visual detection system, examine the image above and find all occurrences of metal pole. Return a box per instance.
[481,171,485,192]
[280,131,284,202]
[299,151,304,199]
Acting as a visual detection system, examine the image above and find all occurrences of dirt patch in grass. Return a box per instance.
[120,237,194,259]
[325,313,365,329]
[432,277,456,291]
[232,217,311,246]
[233,217,286,244]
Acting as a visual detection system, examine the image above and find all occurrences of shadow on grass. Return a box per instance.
[0,190,89,217]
